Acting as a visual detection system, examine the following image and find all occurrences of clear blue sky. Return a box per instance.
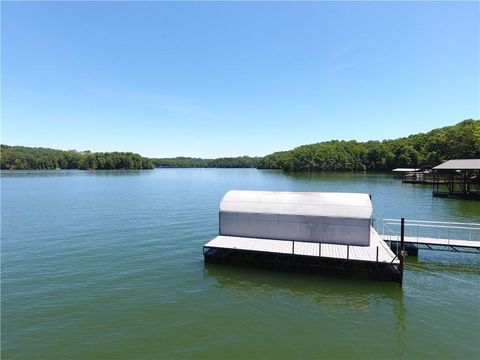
[2,1,479,158]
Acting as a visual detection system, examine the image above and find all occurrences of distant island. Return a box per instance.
[1,119,478,171]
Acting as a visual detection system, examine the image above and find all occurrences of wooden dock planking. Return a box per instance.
[204,227,399,264]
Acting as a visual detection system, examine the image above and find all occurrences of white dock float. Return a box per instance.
[204,227,399,264]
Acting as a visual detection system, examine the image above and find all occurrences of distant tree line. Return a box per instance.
[154,119,479,171]
[0,146,155,170]
[152,156,260,168]
[258,119,480,171]
[1,120,478,171]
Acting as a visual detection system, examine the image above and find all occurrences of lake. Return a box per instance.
[2,169,479,359]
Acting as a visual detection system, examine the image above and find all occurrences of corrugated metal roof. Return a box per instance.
[433,159,480,170]
[220,190,372,219]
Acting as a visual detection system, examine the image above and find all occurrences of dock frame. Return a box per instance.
[432,167,480,200]
[203,227,402,283]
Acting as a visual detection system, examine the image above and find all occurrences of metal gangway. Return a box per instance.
[376,218,480,253]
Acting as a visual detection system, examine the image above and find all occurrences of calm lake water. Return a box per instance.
[2,169,479,359]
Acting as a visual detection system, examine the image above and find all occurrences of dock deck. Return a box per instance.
[204,227,399,264]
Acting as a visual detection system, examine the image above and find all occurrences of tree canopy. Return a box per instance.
[258,119,480,171]
[0,146,155,170]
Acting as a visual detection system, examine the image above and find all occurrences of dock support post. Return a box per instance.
[400,217,405,285]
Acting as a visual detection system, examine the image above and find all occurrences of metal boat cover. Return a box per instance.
[219,190,373,246]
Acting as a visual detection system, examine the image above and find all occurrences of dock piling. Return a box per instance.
[400,217,405,285]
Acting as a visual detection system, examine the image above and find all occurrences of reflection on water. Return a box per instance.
[0,169,154,178]
[204,263,403,309]
[405,253,480,278]
[204,262,408,357]
[448,197,480,218]
[281,170,381,182]
[393,290,407,359]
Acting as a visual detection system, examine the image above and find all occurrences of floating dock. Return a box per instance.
[205,227,398,264]
[204,191,403,283]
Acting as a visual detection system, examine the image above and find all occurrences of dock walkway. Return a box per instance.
[378,219,480,252]
[382,236,480,251]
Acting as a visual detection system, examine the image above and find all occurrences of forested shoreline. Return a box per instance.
[0,147,155,170]
[259,119,479,171]
[1,120,478,171]
[152,156,260,168]
[155,119,479,170]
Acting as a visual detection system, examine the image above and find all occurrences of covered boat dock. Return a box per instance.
[204,190,403,283]
[432,159,480,199]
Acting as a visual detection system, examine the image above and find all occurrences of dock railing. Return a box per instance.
[374,217,400,254]
[380,218,480,245]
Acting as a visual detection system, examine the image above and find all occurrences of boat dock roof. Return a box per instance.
[433,159,480,170]
[220,190,373,219]
[392,168,420,172]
